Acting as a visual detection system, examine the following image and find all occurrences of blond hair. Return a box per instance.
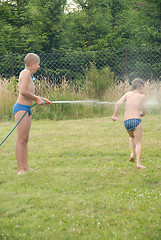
[24,53,40,66]
[132,78,144,90]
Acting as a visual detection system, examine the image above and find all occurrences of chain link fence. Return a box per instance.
[0,47,160,83]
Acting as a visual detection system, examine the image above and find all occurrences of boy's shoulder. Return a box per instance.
[124,91,133,97]
[138,92,146,98]
[126,91,132,95]
[19,69,31,79]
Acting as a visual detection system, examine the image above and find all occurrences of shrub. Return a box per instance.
[85,62,115,100]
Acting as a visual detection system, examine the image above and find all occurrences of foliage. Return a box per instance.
[0,0,31,54]
[62,0,160,50]
[85,62,114,99]
[0,0,160,83]
[0,0,160,54]
[62,0,129,50]
[7,76,19,93]
[0,0,67,54]
[0,78,16,121]
[30,0,67,52]
[125,0,160,47]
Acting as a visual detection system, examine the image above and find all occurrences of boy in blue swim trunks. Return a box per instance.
[111,78,146,169]
[13,53,51,174]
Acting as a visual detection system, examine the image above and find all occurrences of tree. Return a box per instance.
[61,0,135,50]
[134,0,161,46]
[61,0,160,50]
[0,0,31,53]
[0,0,67,54]
[0,0,160,54]
[31,0,67,52]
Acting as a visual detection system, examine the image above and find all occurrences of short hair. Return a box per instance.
[132,78,144,90]
[24,53,40,66]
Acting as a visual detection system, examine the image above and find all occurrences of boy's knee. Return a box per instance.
[135,140,142,146]
[18,136,29,144]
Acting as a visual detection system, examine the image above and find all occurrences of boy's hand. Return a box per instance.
[36,97,45,105]
[41,97,52,105]
[43,100,52,105]
[111,115,117,121]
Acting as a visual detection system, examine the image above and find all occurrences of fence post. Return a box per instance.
[125,46,128,78]
[11,53,14,77]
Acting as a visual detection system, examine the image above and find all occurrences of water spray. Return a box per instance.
[0,100,115,147]
[50,100,116,105]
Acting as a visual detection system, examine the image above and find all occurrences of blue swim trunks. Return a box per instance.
[124,118,141,131]
[13,103,32,116]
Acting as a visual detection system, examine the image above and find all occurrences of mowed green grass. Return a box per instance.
[0,115,161,240]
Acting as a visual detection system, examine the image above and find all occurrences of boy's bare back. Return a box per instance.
[111,86,146,122]
[124,91,146,120]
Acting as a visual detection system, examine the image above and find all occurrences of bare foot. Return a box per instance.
[18,170,25,175]
[129,157,135,162]
[137,164,146,169]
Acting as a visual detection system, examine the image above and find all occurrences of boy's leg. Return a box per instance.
[126,130,135,162]
[15,111,32,174]
[134,123,145,169]
[129,137,135,161]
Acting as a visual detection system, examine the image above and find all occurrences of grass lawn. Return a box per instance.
[0,115,161,240]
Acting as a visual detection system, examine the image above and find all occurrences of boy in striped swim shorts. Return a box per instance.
[111,78,146,169]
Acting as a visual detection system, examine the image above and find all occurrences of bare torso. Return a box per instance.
[124,91,145,120]
[17,69,35,106]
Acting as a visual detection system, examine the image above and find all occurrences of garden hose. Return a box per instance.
[0,100,115,147]
[0,103,37,147]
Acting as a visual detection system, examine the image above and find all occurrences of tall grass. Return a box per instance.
[0,77,161,121]
[0,78,17,121]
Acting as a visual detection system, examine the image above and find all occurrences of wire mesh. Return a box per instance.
[0,47,160,82]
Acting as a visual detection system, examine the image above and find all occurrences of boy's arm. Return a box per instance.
[20,71,44,105]
[111,93,128,121]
